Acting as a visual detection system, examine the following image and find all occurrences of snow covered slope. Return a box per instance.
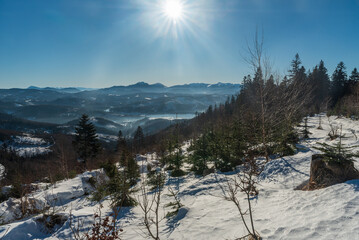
[1,114,359,239]
[0,164,4,180]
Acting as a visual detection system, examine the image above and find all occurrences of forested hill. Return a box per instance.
[143,54,359,163]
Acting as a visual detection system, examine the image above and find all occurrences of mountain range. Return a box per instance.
[0,82,241,137]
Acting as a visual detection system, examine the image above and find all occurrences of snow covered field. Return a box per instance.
[4,134,52,157]
[1,114,359,239]
[0,164,4,180]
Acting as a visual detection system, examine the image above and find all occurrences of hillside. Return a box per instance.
[0,82,241,138]
[1,114,359,239]
[0,82,241,124]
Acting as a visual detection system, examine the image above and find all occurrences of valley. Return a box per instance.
[0,82,240,137]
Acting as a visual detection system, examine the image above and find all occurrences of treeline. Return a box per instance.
[140,53,359,174]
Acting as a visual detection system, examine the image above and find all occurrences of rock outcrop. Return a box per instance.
[301,154,359,190]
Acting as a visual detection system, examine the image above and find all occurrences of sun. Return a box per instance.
[163,0,183,20]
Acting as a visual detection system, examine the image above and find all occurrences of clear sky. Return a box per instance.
[0,0,358,88]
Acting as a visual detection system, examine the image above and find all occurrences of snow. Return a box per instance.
[1,114,359,239]
[14,135,47,145]
[0,164,4,180]
[14,146,52,157]
[97,133,118,143]
[7,134,53,157]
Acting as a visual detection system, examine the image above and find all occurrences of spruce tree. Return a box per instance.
[315,129,359,164]
[116,130,127,154]
[117,130,140,186]
[308,60,330,111]
[348,68,359,92]
[133,126,144,153]
[165,131,185,177]
[289,53,302,78]
[350,68,359,83]
[189,133,210,175]
[73,114,101,168]
[330,61,348,106]
[120,149,140,186]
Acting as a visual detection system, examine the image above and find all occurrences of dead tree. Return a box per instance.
[137,171,165,240]
[221,156,263,240]
[242,29,274,162]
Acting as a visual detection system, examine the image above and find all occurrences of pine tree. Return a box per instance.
[73,114,101,169]
[289,53,302,79]
[301,116,311,139]
[108,167,137,207]
[133,126,145,153]
[165,130,185,177]
[189,133,210,175]
[119,149,140,186]
[117,131,140,186]
[350,68,359,82]
[330,61,348,106]
[308,60,330,111]
[116,130,127,154]
[314,129,359,164]
[348,68,359,92]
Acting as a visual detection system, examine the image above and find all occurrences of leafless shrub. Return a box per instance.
[137,171,165,240]
[220,157,263,240]
[328,118,340,140]
[351,129,358,141]
[36,213,68,234]
[317,115,323,130]
[69,205,122,240]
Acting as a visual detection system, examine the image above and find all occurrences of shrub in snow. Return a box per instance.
[327,121,341,140]
[170,168,186,178]
[84,212,123,240]
[314,129,359,164]
[147,168,166,191]
[165,187,183,218]
[69,206,123,240]
[221,155,263,240]
[300,116,311,139]
[36,214,68,234]
[91,161,137,207]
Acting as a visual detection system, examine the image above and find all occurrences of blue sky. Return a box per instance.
[0,0,358,88]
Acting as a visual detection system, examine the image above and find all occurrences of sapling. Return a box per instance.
[165,187,183,218]
[221,155,263,240]
[317,115,323,130]
[315,126,359,164]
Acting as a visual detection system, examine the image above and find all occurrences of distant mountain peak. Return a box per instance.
[131,82,150,87]
[27,86,40,90]
[152,83,166,88]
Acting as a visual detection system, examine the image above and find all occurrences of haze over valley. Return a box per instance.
[0,82,240,136]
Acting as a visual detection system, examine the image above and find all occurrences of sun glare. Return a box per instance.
[140,0,210,39]
[163,0,183,20]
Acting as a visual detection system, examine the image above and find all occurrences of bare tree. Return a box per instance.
[57,139,69,179]
[240,29,313,161]
[137,170,165,240]
[220,156,263,240]
[241,29,274,162]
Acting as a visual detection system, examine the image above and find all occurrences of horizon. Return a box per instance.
[2,81,240,90]
[1,0,359,88]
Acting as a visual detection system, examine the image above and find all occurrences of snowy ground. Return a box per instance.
[1,114,359,239]
[0,164,4,180]
[3,134,52,157]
